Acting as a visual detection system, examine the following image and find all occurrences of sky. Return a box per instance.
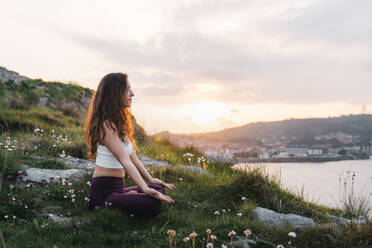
[1,0,372,135]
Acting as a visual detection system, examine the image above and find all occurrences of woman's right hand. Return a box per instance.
[143,188,175,203]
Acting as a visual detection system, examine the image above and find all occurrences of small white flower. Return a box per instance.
[222,245,227,248]
[53,144,56,147]
[64,195,67,198]
[206,242,214,248]
[4,215,8,219]
[13,216,16,219]
[84,197,90,202]
[237,212,242,217]
[288,232,296,238]
[228,230,236,237]
[277,245,285,248]
[130,214,134,217]
[68,183,72,186]
[179,177,183,181]
[241,196,246,200]
[214,211,220,215]
[86,181,91,186]
[71,198,75,202]
[25,205,28,209]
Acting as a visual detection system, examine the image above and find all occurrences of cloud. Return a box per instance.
[64,0,372,106]
[218,117,235,126]
[231,108,239,114]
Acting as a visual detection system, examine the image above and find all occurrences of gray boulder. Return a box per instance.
[22,164,88,183]
[252,207,316,230]
[40,213,71,225]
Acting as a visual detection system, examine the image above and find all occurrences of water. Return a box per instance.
[232,158,372,217]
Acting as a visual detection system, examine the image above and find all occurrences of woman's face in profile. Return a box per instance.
[123,80,134,107]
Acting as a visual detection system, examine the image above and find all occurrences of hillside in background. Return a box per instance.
[155,115,372,145]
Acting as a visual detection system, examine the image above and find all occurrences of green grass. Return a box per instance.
[0,103,371,247]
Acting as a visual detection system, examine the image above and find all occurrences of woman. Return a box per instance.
[84,72,175,218]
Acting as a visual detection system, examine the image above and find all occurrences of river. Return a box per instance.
[231,157,372,217]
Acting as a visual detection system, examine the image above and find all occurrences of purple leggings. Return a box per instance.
[86,176,166,218]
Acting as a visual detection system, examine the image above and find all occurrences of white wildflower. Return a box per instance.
[288,232,296,238]
[206,242,214,248]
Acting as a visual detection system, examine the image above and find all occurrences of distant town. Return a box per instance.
[156,131,372,164]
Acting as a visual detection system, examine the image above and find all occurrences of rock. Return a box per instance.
[32,197,43,206]
[40,213,71,225]
[37,97,48,107]
[24,154,210,186]
[175,164,212,175]
[137,155,211,175]
[252,207,316,230]
[22,164,88,183]
[137,155,171,167]
[0,66,29,84]
[41,206,62,214]
[227,235,251,248]
[63,156,95,171]
[325,213,348,225]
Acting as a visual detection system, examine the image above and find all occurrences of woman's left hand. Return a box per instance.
[151,178,176,190]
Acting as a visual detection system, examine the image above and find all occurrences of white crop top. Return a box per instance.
[95,139,133,169]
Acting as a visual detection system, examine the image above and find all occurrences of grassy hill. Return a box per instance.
[0,71,371,247]
[162,114,372,144]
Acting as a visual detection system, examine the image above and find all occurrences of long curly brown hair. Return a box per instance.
[84,72,138,161]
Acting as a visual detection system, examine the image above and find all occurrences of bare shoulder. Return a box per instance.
[100,121,120,146]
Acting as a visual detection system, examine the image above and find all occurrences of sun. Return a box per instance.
[180,101,230,126]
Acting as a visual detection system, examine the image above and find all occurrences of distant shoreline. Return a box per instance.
[233,154,371,163]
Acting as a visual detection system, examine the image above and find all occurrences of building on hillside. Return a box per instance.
[308,147,324,156]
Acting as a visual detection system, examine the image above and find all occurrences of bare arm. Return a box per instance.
[101,122,150,192]
[129,150,154,183]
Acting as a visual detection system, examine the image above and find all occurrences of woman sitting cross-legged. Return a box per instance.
[84,72,175,218]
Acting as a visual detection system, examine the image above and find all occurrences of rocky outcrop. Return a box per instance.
[20,154,211,184]
[0,66,29,84]
[21,164,88,183]
[252,206,366,233]
[253,207,316,230]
